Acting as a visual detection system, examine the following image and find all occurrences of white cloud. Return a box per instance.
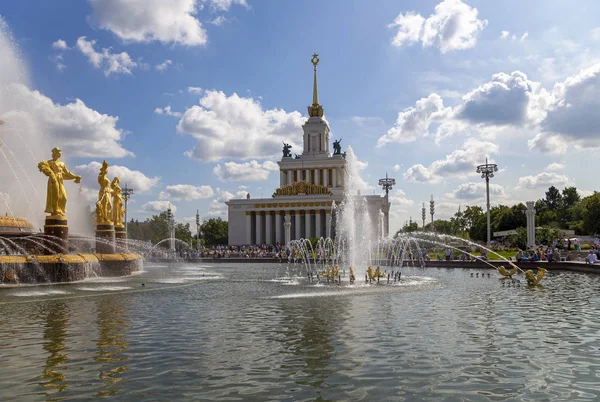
[393,164,401,172]
[76,36,137,76]
[209,16,229,26]
[177,90,304,161]
[443,182,507,200]
[6,83,132,157]
[188,86,203,94]
[205,0,247,11]
[155,59,173,71]
[500,31,509,39]
[389,0,488,53]
[159,184,214,201]
[546,162,565,171]
[75,161,159,193]
[389,189,414,207]
[141,200,177,214]
[516,172,571,189]
[520,32,529,42]
[377,93,450,145]
[50,54,66,71]
[404,138,498,183]
[52,39,68,50]
[154,105,182,117]
[527,133,567,154]
[213,160,279,181]
[88,0,208,46]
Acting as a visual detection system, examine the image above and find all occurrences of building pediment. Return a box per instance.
[273,180,332,197]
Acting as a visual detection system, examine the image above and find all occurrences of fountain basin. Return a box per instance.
[0,253,142,284]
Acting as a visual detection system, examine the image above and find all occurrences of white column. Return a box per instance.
[275,212,282,243]
[255,212,262,244]
[265,212,272,245]
[305,210,312,238]
[297,169,303,182]
[326,212,332,238]
[332,168,338,187]
[295,211,301,240]
[245,213,252,244]
[340,168,345,187]
[280,171,286,186]
[323,169,329,187]
[287,170,293,184]
[306,169,311,185]
[284,214,291,245]
[315,210,322,238]
[314,169,320,186]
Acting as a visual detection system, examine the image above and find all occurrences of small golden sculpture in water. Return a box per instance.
[37,147,81,218]
[96,160,113,224]
[497,265,517,278]
[525,267,546,286]
[111,177,125,227]
[367,265,386,281]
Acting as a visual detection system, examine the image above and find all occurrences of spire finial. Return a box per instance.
[308,53,324,117]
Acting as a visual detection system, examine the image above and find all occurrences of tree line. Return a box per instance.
[397,186,600,249]
[127,211,228,247]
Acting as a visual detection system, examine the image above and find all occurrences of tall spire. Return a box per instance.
[308,53,324,118]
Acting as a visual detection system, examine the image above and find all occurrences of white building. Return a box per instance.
[226,54,390,245]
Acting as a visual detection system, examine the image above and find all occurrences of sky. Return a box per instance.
[1,0,600,235]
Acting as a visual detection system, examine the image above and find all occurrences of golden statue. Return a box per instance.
[96,161,113,225]
[367,265,386,281]
[37,147,81,218]
[525,267,546,286]
[111,177,125,227]
[497,265,517,278]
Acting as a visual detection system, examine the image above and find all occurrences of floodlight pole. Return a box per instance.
[476,158,498,246]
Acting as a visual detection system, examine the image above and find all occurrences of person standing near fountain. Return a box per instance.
[95,161,115,254]
[37,147,81,254]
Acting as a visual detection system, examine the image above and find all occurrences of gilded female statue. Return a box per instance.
[37,147,81,218]
[96,161,113,224]
[111,177,125,227]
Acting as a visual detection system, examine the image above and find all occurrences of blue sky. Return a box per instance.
[1,0,600,233]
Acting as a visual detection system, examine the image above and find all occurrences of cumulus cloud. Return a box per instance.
[141,200,177,214]
[177,90,304,161]
[75,161,159,192]
[5,83,132,157]
[389,0,487,53]
[158,184,214,201]
[76,36,137,76]
[546,162,565,170]
[154,105,182,117]
[52,39,68,50]
[377,93,450,145]
[404,138,498,183]
[516,172,570,189]
[88,0,208,46]
[155,59,172,71]
[213,160,279,181]
[527,133,567,154]
[205,0,248,12]
[500,31,509,39]
[393,164,401,172]
[389,189,414,207]
[443,182,506,200]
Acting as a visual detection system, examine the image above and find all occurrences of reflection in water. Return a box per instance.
[39,301,70,393]
[277,297,348,391]
[94,299,130,397]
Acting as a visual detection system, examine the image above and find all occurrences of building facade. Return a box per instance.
[226,55,390,245]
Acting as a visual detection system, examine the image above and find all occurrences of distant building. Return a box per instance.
[226,55,390,245]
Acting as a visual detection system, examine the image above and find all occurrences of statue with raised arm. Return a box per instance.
[37,147,81,218]
[333,138,342,155]
[111,177,125,227]
[282,142,292,157]
[96,160,113,225]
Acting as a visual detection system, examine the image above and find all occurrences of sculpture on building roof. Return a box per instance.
[272,180,333,197]
[282,142,292,157]
[333,138,342,155]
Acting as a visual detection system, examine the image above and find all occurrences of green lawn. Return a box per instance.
[488,251,516,260]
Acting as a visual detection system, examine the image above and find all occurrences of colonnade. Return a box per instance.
[280,167,345,188]
[246,209,332,244]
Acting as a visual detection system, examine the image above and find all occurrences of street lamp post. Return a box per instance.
[429,195,435,231]
[196,209,200,252]
[476,157,498,246]
[122,184,134,250]
[421,202,426,229]
[378,172,396,237]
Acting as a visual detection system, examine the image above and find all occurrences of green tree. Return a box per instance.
[201,217,228,245]
[543,186,563,211]
[562,186,580,208]
[581,193,600,235]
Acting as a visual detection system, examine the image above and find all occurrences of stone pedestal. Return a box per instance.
[115,225,126,250]
[96,223,116,254]
[44,217,68,254]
